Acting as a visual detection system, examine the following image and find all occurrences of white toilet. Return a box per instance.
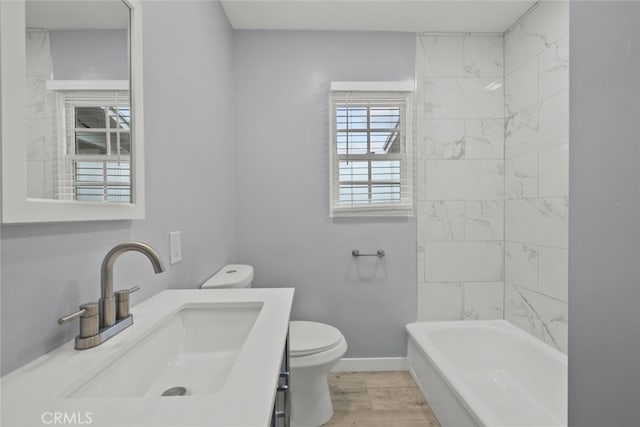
[201,264,347,427]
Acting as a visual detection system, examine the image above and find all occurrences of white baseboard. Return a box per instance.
[331,357,408,372]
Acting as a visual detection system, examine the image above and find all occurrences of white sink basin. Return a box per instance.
[0,289,294,427]
[67,303,263,398]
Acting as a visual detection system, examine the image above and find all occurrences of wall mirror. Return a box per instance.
[0,0,145,223]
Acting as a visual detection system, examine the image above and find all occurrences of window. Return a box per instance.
[329,82,414,216]
[55,90,131,202]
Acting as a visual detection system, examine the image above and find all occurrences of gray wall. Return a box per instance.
[569,2,640,425]
[234,31,417,357]
[50,30,128,80]
[0,0,236,375]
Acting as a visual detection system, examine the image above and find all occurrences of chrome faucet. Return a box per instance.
[100,242,165,328]
[58,242,165,350]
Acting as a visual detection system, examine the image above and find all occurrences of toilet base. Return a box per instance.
[289,369,334,427]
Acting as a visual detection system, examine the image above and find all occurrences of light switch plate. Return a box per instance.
[169,231,182,264]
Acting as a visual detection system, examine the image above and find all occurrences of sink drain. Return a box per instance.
[161,386,187,397]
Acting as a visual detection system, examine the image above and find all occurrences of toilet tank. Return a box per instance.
[200,264,254,289]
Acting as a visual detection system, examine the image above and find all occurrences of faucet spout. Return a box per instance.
[99,242,165,327]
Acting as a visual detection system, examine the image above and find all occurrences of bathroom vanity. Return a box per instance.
[0,288,294,426]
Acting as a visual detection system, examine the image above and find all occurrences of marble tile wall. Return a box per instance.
[25,29,56,199]
[416,34,506,322]
[415,2,569,354]
[503,2,569,353]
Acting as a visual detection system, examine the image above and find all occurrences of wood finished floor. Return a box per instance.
[324,371,441,427]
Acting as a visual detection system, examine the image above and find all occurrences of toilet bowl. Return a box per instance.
[289,321,347,426]
[201,265,347,427]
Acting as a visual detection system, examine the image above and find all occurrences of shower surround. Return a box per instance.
[416,2,569,353]
[416,33,506,322]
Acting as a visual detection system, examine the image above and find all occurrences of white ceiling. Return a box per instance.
[221,0,537,34]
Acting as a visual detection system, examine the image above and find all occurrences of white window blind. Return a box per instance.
[330,84,414,217]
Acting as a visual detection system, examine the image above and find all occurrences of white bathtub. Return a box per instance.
[406,320,567,427]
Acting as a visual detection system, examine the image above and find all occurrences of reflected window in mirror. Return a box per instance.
[55,89,131,202]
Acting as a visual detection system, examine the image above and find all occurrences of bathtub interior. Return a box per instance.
[407,320,567,427]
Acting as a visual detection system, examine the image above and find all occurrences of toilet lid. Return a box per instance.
[289,321,344,357]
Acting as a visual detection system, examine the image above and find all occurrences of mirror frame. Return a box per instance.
[0,0,145,223]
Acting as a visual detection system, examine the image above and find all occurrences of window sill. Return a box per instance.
[331,204,414,218]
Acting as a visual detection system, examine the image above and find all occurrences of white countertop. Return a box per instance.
[1,288,294,427]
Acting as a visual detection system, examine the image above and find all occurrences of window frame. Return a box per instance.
[329,81,415,217]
